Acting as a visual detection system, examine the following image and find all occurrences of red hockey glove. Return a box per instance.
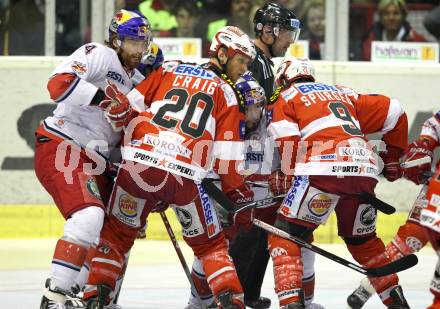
[380,145,403,182]
[226,184,254,231]
[403,140,433,185]
[269,170,293,196]
[102,81,132,132]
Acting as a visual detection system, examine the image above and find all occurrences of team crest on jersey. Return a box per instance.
[71,61,87,75]
[86,179,101,200]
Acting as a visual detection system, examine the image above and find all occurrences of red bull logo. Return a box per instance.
[119,194,138,218]
[71,61,87,75]
[308,194,332,217]
[138,26,147,37]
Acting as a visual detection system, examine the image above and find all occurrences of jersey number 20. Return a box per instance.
[151,88,214,139]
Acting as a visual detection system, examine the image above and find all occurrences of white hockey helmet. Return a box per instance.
[275,57,315,86]
[209,26,257,61]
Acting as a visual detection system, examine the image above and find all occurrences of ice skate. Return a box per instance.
[347,277,375,309]
[40,278,85,309]
[387,285,410,309]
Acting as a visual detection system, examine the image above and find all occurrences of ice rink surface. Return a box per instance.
[0,239,435,309]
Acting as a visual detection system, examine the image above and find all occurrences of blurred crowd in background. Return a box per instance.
[1,0,440,61]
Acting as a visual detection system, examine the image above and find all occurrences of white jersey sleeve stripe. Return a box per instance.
[55,78,98,106]
[206,266,236,284]
[268,120,300,139]
[213,140,245,160]
[380,98,404,134]
[301,114,361,139]
[127,88,147,112]
[53,77,80,103]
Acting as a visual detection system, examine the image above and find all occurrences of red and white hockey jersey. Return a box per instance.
[266,82,408,179]
[122,62,246,192]
[37,43,141,159]
[420,111,440,149]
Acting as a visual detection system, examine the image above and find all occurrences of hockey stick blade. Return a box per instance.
[365,254,418,277]
[253,218,417,277]
[357,192,395,215]
[401,156,432,169]
[253,218,371,275]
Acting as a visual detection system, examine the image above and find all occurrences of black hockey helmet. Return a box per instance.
[253,2,300,41]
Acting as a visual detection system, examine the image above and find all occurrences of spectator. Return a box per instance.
[138,0,177,35]
[424,2,440,41]
[0,0,44,55]
[361,0,427,61]
[161,0,202,38]
[301,0,325,60]
[206,0,253,42]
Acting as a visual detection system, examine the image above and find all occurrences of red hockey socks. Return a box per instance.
[347,236,398,306]
[268,233,304,306]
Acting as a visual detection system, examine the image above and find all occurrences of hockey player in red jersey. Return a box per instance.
[265,57,410,309]
[394,112,440,309]
[82,26,257,309]
[184,73,324,309]
[347,114,433,308]
[34,9,153,309]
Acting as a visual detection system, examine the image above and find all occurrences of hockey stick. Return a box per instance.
[208,179,286,212]
[233,194,287,213]
[201,178,418,276]
[401,156,432,169]
[354,192,395,215]
[245,180,395,214]
[159,211,206,309]
[354,157,431,214]
[253,218,418,277]
[203,178,395,216]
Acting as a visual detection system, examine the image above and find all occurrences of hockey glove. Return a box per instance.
[226,184,254,231]
[102,81,132,132]
[403,140,433,185]
[269,170,293,196]
[380,145,403,182]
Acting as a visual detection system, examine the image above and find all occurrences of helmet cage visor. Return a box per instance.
[120,37,151,54]
[273,18,301,43]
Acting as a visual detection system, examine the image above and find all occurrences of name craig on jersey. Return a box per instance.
[172,74,218,95]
